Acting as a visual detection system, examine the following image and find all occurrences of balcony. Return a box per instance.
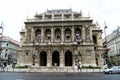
[26,17,90,22]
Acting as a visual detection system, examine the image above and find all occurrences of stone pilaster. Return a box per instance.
[41,27,44,42]
[42,14,44,21]
[52,13,54,21]
[97,32,102,46]
[61,26,64,43]
[25,29,27,41]
[47,50,51,67]
[51,26,54,42]
[73,50,76,66]
[89,27,92,41]
[60,50,64,67]
[82,26,85,41]
[62,13,64,20]
[71,13,74,20]
[31,28,35,42]
[72,25,74,42]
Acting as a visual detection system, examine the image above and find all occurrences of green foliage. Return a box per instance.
[109,56,118,66]
[15,65,28,69]
[82,66,101,69]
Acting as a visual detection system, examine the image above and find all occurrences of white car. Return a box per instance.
[104,66,120,74]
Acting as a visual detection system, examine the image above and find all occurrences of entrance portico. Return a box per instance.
[37,48,75,68]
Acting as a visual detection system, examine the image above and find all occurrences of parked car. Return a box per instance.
[104,66,120,74]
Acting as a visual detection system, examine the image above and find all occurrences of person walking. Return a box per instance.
[79,61,82,72]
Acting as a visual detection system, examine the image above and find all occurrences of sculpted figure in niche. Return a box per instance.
[85,27,90,39]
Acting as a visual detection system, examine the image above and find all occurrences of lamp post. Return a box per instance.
[104,25,107,47]
[104,23,111,68]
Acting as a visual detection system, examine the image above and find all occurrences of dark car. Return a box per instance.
[104,66,120,74]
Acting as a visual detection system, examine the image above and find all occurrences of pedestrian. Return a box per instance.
[74,64,78,72]
[79,61,82,72]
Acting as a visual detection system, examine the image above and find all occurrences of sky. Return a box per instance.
[0,0,120,41]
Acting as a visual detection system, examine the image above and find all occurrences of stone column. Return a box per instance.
[47,50,51,67]
[25,28,27,41]
[97,32,102,46]
[85,25,90,40]
[62,13,64,20]
[71,13,74,20]
[41,27,44,42]
[51,26,54,42]
[31,28,35,42]
[82,26,85,41]
[60,50,64,67]
[72,25,74,42]
[73,50,76,66]
[52,13,54,21]
[61,26,64,43]
[89,27,92,41]
[42,14,44,21]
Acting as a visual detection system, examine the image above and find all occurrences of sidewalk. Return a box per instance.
[0,68,104,73]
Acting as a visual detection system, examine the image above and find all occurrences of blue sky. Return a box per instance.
[0,0,120,41]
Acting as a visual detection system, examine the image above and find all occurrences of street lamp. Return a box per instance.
[104,22,111,68]
[104,24,107,47]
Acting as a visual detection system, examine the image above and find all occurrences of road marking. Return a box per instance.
[16,79,24,80]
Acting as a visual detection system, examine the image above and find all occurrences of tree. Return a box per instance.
[110,56,118,66]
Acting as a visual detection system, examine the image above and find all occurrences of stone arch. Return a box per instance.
[45,28,51,40]
[35,29,41,42]
[75,27,81,40]
[65,28,71,39]
[40,51,47,66]
[52,50,60,66]
[55,28,61,39]
[65,50,73,66]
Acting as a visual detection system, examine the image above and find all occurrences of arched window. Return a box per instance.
[55,28,61,39]
[35,29,41,42]
[65,28,71,39]
[45,29,51,40]
[75,28,81,40]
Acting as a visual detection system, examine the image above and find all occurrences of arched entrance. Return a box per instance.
[65,50,73,66]
[40,51,47,66]
[52,51,60,66]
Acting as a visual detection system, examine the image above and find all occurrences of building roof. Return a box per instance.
[46,9,73,13]
[0,36,20,45]
[37,9,81,15]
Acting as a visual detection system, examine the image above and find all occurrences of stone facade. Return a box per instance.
[0,36,20,65]
[17,9,104,69]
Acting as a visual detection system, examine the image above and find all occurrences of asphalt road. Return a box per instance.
[0,72,120,80]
